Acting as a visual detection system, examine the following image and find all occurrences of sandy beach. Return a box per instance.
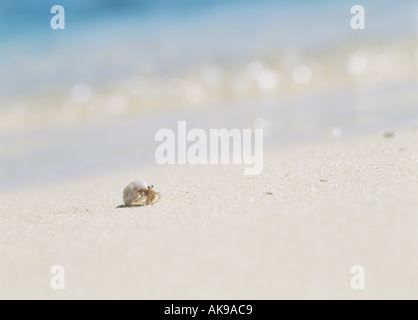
[0,125,417,299]
[1,0,418,301]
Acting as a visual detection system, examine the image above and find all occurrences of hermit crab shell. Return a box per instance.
[123,179,147,206]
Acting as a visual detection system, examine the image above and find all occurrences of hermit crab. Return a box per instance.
[123,179,161,206]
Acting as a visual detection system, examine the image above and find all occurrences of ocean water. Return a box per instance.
[0,0,417,190]
[1,0,417,117]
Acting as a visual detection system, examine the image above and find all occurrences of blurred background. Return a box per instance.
[0,0,417,191]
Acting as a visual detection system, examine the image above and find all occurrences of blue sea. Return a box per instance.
[0,0,417,191]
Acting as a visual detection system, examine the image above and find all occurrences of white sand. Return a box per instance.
[0,127,417,299]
